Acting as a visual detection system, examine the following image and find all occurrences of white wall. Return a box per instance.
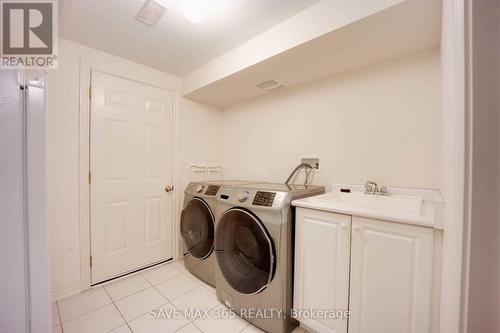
[175,98,223,252]
[221,49,441,190]
[47,39,222,299]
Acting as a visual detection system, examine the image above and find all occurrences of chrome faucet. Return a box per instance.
[364,181,388,195]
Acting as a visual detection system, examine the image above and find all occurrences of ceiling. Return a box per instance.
[59,0,320,76]
[184,0,442,106]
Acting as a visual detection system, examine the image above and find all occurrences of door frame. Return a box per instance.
[440,0,467,332]
[78,58,179,291]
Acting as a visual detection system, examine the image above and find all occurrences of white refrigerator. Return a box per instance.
[0,69,51,332]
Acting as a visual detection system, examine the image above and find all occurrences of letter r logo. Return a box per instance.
[2,2,53,54]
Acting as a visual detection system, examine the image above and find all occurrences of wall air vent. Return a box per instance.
[256,79,284,91]
[136,0,168,26]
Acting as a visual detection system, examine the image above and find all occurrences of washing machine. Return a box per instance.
[214,183,325,333]
[180,180,258,286]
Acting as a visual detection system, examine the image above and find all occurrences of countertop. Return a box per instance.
[292,184,444,229]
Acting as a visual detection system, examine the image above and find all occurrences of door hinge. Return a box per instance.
[88,171,91,184]
[89,255,93,268]
[89,86,92,99]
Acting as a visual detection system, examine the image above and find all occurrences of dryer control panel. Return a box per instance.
[252,191,276,207]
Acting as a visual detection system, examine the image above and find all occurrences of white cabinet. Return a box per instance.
[348,217,434,333]
[294,211,436,333]
[294,208,351,333]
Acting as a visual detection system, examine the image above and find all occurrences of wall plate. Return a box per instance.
[301,158,319,169]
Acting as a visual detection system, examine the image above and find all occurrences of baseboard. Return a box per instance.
[51,283,81,302]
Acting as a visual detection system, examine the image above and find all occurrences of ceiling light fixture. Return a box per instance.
[180,0,208,23]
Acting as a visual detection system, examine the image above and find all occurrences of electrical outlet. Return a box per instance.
[301,158,320,169]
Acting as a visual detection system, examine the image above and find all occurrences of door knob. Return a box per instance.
[164,185,174,192]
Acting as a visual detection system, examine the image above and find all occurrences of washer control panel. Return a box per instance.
[204,185,220,196]
[252,191,276,207]
[217,188,288,209]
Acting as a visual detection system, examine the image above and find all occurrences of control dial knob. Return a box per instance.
[196,185,205,194]
[238,191,250,203]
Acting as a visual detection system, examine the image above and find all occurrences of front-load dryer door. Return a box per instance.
[181,197,214,259]
[215,208,275,295]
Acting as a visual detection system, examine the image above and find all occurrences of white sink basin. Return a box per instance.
[292,184,444,228]
[312,192,424,214]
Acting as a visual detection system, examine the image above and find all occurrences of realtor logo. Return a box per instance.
[1,0,58,68]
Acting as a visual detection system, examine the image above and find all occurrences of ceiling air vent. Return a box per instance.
[136,0,168,26]
[256,80,284,91]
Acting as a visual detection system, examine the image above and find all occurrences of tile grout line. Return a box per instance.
[103,285,134,333]
[166,292,200,333]
[141,260,200,294]
[60,260,226,333]
[105,284,151,303]
[102,274,153,302]
[58,301,112,325]
[189,299,249,333]
[171,259,245,328]
[189,292,231,331]
[153,281,203,308]
[157,268,200,287]
[113,285,170,324]
[191,320,205,332]
[117,279,194,327]
[219,302,251,333]
[58,288,127,329]
[57,260,184,331]
[135,295,194,332]
[173,321,200,333]
[172,263,222,298]
[99,259,181,301]
[174,260,297,333]
[59,281,141,324]
[151,282,220,325]
[146,260,260,332]
[150,283,196,320]
[143,269,184,286]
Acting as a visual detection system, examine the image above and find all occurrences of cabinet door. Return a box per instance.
[349,217,434,333]
[294,208,351,333]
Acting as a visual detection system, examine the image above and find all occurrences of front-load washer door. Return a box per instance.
[215,208,275,295]
[181,197,214,259]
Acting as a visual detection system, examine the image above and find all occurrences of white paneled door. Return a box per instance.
[90,71,174,284]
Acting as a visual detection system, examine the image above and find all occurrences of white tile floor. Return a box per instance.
[52,259,308,333]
